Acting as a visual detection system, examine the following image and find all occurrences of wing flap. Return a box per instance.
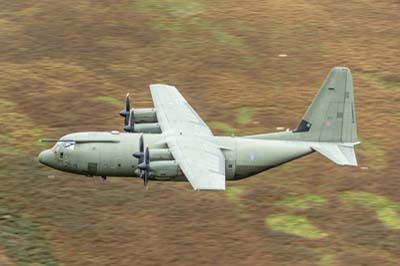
[149,84,225,190]
[167,136,226,190]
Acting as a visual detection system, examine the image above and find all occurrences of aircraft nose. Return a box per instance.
[38,149,53,166]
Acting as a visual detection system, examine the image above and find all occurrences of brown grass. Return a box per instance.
[0,0,399,265]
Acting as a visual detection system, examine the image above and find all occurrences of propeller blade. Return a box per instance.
[138,146,150,170]
[123,109,135,132]
[125,93,130,112]
[144,169,149,187]
[120,93,131,126]
[145,146,150,164]
[133,135,146,181]
[139,135,144,164]
[132,135,144,162]
[119,93,130,116]
[139,135,144,154]
[133,151,142,159]
[143,147,150,187]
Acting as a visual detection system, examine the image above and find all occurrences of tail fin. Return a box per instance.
[294,67,359,166]
[294,67,358,143]
[247,67,359,165]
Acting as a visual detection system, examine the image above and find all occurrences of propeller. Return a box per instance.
[133,135,144,176]
[119,93,131,127]
[138,146,150,187]
[123,109,135,132]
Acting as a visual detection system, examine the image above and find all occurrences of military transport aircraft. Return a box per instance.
[39,67,359,190]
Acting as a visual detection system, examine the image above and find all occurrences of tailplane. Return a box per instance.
[310,142,358,166]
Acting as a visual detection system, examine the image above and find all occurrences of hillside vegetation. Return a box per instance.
[0,1,399,265]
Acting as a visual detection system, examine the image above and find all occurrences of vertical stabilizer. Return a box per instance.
[246,67,360,166]
[294,67,358,143]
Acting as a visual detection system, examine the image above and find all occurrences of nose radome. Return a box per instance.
[38,149,52,166]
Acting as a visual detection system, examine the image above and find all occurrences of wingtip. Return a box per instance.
[331,66,351,73]
[149,84,176,90]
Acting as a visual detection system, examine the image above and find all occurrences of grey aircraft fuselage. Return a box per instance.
[39,131,313,181]
[38,67,359,186]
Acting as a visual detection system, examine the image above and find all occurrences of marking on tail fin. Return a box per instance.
[294,119,312,132]
[326,120,332,127]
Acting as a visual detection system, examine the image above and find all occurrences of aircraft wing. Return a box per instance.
[150,84,225,190]
[167,136,226,190]
[150,84,213,136]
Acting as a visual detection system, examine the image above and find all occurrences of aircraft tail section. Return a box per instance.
[247,67,360,166]
[293,67,358,143]
[310,142,358,166]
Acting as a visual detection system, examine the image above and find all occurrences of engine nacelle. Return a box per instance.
[126,123,161,133]
[149,160,179,177]
[149,149,173,160]
[134,108,157,123]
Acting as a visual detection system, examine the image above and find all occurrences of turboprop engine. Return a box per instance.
[124,110,161,133]
[120,94,161,133]
[133,108,157,123]
[148,161,179,178]
[133,136,180,187]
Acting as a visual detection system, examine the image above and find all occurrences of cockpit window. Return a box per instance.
[54,141,75,150]
[63,142,75,150]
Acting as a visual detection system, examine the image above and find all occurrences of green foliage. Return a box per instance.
[277,194,327,209]
[95,96,122,108]
[208,121,236,135]
[357,137,387,169]
[225,186,248,217]
[339,191,400,229]
[136,0,205,18]
[266,214,327,239]
[225,186,246,206]
[235,107,256,124]
[357,72,399,89]
[0,208,58,265]
[0,98,16,108]
[318,253,334,266]
[205,24,248,51]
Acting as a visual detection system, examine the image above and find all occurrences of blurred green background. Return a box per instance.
[0,1,399,265]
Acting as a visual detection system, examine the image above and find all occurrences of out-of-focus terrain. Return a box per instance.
[0,1,399,265]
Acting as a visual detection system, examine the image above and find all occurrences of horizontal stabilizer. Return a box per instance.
[311,143,359,166]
